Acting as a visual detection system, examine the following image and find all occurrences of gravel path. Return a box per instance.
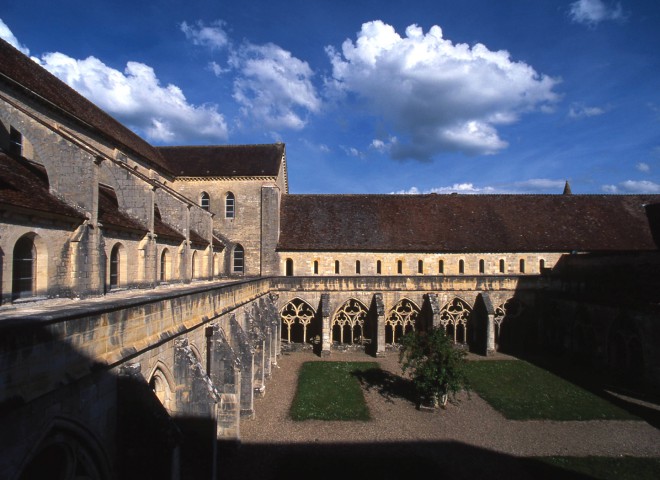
[223,351,660,480]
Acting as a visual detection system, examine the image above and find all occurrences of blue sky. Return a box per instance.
[1,0,659,194]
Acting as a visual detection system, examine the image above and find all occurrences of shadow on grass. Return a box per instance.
[350,367,418,405]
[512,352,660,429]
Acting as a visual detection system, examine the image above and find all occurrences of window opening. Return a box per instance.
[539,259,545,272]
[439,298,472,344]
[225,192,235,218]
[519,259,525,273]
[286,258,294,276]
[439,259,444,274]
[479,259,485,274]
[355,260,361,274]
[334,260,340,274]
[499,259,505,273]
[110,244,121,288]
[12,235,35,299]
[233,245,244,273]
[313,260,319,275]
[458,259,465,274]
[281,298,315,344]
[332,299,369,345]
[376,260,382,274]
[397,260,403,274]
[418,260,423,274]
[200,192,210,211]
[385,299,420,344]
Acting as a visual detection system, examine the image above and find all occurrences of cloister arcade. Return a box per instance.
[331,298,369,345]
[384,298,421,345]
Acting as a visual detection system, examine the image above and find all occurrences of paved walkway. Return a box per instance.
[224,351,660,480]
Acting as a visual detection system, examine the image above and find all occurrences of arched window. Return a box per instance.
[160,248,171,282]
[458,259,465,274]
[110,244,121,288]
[355,260,361,274]
[479,259,485,274]
[286,258,294,276]
[418,260,424,274]
[13,235,35,299]
[233,244,244,273]
[334,260,340,274]
[200,192,210,211]
[439,259,444,274]
[499,259,505,273]
[225,192,235,218]
[519,259,525,273]
[376,260,382,274]
[539,259,545,272]
[397,260,403,274]
[313,260,319,275]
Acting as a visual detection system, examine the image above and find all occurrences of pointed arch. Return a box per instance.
[232,244,244,274]
[280,297,316,344]
[225,192,235,218]
[147,360,175,411]
[332,298,369,345]
[160,248,171,282]
[200,191,210,211]
[494,298,523,352]
[439,297,472,344]
[385,298,421,344]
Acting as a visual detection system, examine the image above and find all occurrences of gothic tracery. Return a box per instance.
[385,298,420,344]
[439,297,472,343]
[280,298,315,343]
[332,298,369,345]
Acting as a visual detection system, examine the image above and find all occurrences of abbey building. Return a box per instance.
[1,37,659,479]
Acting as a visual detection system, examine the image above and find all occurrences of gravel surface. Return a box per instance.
[222,351,660,479]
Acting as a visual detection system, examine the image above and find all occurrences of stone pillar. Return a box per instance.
[425,293,442,329]
[269,293,281,367]
[228,316,256,418]
[320,293,331,357]
[246,307,266,398]
[173,338,220,417]
[373,293,386,357]
[208,325,241,440]
[486,313,496,356]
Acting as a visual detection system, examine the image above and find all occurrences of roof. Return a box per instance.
[0,152,85,221]
[157,144,284,177]
[98,184,148,234]
[278,194,660,253]
[154,217,185,244]
[189,229,209,248]
[0,39,173,175]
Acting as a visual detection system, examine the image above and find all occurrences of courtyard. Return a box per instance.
[222,351,660,480]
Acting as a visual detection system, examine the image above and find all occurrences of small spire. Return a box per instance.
[563,180,572,195]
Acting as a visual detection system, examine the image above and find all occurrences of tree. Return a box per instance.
[399,327,469,408]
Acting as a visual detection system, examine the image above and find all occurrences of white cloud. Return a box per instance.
[35,52,228,143]
[569,0,624,26]
[602,180,660,193]
[636,162,650,173]
[180,20,228,50]
[393,183,495,194]
[229,42,321,131]
[0,19,29,55]
[512,179,567,190]
[327,21,558,161]
[568,102,607,118]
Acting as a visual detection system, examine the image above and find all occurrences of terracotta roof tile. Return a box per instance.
[157,144,284,177]
[0,39,172,175]
[278,194,660,253]
[189,229,209,247]
[154,217,185,243]
[0,152,85,221]
[98,185,148,234]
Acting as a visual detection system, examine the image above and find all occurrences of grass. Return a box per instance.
[465,360,638,420]
[290,361,376,421]
[530,456,660,480]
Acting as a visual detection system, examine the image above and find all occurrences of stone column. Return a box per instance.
[207,325,241,441]
[373,293,386,357]
[320,293,331,357]
[228,316,256,418]
[425,293,442,329]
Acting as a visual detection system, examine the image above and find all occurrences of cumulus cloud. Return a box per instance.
[227,43,321,131]
[394,178,567,195]
[568,102,607,118]
[602,180,660,193]
[0,19,29,55]
[569,0,624,26]
[35,52,228,143]
[636,162,650,173]
[393,183,496,194]
[180,20,228,50]
[327,21,558,161]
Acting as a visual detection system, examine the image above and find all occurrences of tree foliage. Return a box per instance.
[399,327,469,407]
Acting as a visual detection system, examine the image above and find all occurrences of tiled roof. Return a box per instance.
[98,184,148,234]
[0,39,172,175]
[0,152,85,221]
[154,217,185,243]
[157,144,284,177]
[278,194,660,253]
[189,229,209,247]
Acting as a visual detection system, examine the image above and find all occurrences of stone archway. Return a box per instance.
[439,297,472,344]
[331,298,369,345]
[280,298,316,344]
[385,298,421,345]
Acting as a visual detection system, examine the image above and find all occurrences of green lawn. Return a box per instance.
[465,360,637,420]
[290,361,376,421]
[531,456,660,480]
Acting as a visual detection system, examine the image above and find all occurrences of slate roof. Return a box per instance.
[157,144,284,177]
[278,194,660,253]
[189,229,209,247]
[0,39,173,175]
[154,217,185,244]
[0,152,85,221]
